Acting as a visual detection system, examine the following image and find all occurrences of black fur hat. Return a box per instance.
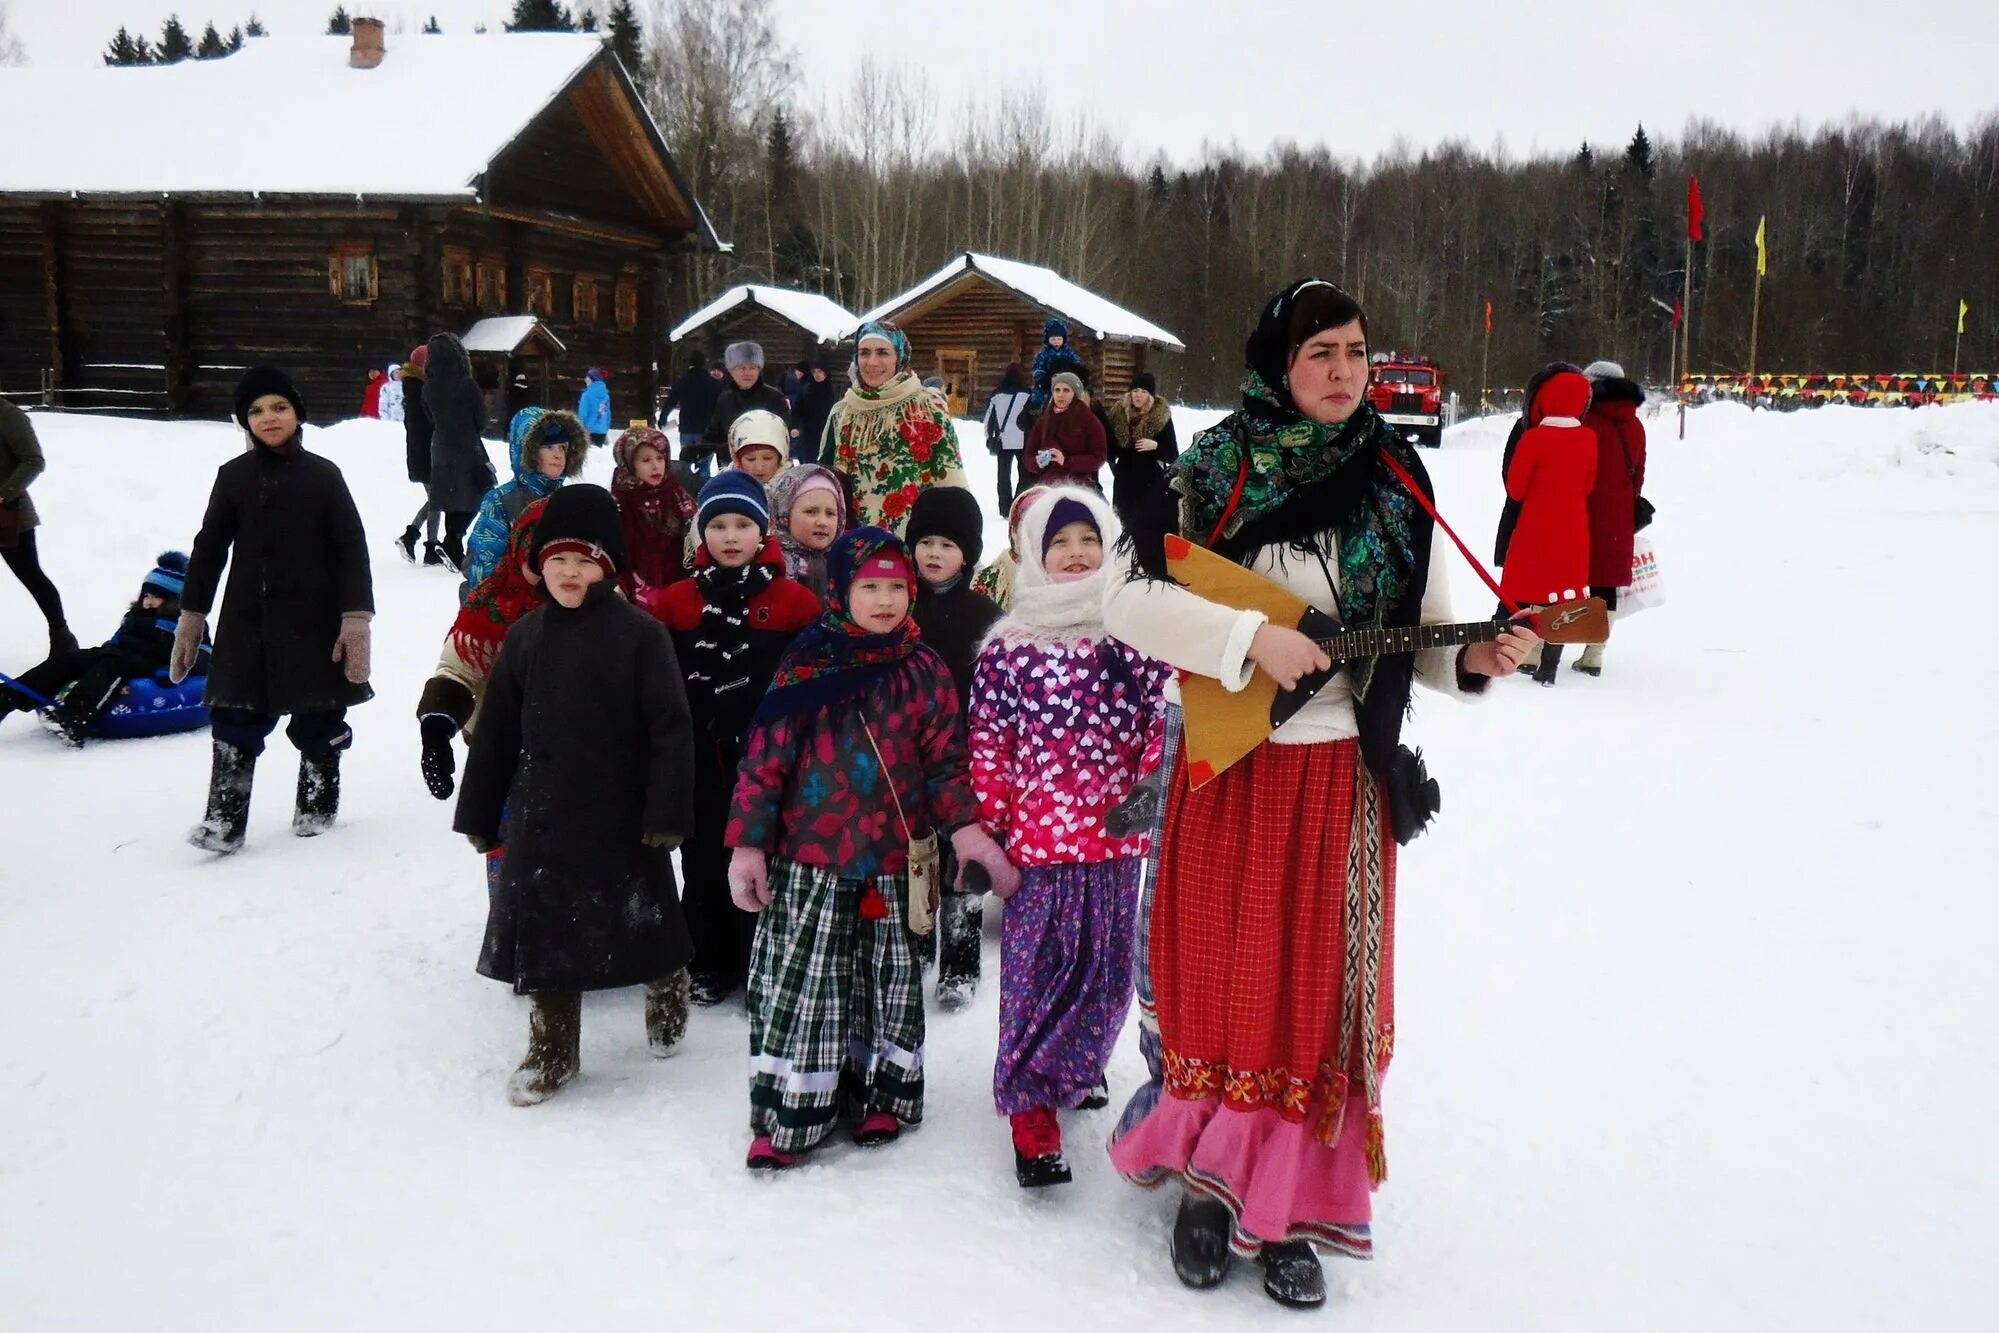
[904,485,985,569]
[233,366,306,430]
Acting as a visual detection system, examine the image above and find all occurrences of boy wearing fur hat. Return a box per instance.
[454,484,698,1105]
[905,485,1002,1007]
[700,341,791,469]
[1,551,209,746]
[642,470,821,1006]
[172,367,373,853]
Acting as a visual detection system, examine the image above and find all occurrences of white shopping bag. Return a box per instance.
[1618,534,1665,616]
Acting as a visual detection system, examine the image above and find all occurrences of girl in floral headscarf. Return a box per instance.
[610,427,696,601]
[819,321,969,534]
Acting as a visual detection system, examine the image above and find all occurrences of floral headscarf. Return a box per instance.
[753,526,923,725]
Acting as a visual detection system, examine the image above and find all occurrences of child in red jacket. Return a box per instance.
[1500,367,1597,685]
[643,470,819,1006]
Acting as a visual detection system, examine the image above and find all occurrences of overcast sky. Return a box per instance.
[10,0,1996,163]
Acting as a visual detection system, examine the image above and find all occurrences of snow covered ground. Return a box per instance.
[3,400,1994,1331]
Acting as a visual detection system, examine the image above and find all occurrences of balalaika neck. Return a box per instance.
[1315,619,1503,660]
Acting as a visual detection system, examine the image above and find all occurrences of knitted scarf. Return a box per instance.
[989,485,1118,650]
[754,527,922,725]
[683,550,779,698]
[448,495,550,677]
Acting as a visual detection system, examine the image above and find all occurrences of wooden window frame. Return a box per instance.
[441,246,474,307]
[526,267,554,320]
[572,275,601,327]
[329,243,378,306]
[934,348,979,418]
[475,256,507,313]
[614,276,639,332]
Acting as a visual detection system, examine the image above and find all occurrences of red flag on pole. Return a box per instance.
[1687,175,1705,242]
[1484,300,1492,334]
[1673,297,1683,329]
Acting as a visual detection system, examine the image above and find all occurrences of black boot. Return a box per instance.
[687,973,734,1007]
[1170,1191,1234,1290]
[936,891,982,1009]
[396,525,420,563]
[439,534,466,572]
[189,740,257,853]
[1259,1240,1328,1309]
[1533,642,1564,687]
[293,751,341,836]
[1078,1076,1110,1110]
[508,990,582,1106]
[645,970,690,1056]
[422,540,446,568]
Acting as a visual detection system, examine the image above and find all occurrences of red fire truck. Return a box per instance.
[1368,353,1445,447]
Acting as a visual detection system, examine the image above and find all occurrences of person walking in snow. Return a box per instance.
[1575,360,1648,677]
[378,363,405,423]
[0,551,208,746]
[453,484,697,1106]
[983,361,1032,517]
[701,341,792,470]
[578,367,613,449]
[0,397,77,658]
[1104,281,1539,1309]
[172,367,374,855]
[360,367,385,419]
[660,351,723,470]
[641,471,820,1007]
[967,486,1168,1189]
[1497,365,1597,685]
[821,321,968,534]
[458,406,590,602]
[424,332,499,573]
[394,344,440,564]
[1022,372,1107,492]
[1106,371,1179,520]
[725,527,1016,1169]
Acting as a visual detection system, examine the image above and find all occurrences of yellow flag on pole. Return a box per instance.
[1960,299,1971,334]
[1755,216,1767,277]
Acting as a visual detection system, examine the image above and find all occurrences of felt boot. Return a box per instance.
[188,739,257,853]
[1259,1239,1328,1309]
[935,891,982,1010]
[1171,1190,1234,1290]
[1573,642,1605,677]
[507,991,581,1106]
[293,751,340,836]
[645,970,690,1056]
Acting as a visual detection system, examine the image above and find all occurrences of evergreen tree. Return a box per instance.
[578,8,598,32]
[423,15,441,34]
[1575,141,1594,173]
[244,13,265,36]
[105,25,144,65]
[157,15,195,63]
[1624,124,1656,182]
[327,6,351,35]
[227,24,243,51]
[133,33,156,62]
[505,0,575,31]
[197,22,227,57]
[606,0,641,75]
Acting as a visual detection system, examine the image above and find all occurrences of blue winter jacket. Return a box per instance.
[578,372,612,434]
[459,407,590,602]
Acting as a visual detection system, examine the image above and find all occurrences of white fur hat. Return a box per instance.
[1583,360,1626,381]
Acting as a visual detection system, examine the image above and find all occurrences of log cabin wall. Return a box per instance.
[0,201,54,395]
[676,306,846,390]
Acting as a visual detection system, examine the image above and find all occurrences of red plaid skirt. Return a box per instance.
[1150,737,1396,1126]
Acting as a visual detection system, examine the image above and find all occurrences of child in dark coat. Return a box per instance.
[454,484,698,1106]
[904,485,1002,1007]
[1,551,209,745]
[643,470,821,1006]
[173,367,374,854]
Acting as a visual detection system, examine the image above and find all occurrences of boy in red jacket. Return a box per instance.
[643,470,820,1006]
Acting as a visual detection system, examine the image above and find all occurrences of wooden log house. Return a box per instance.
[854,252,1184,416]
[668,284,856,389]
[0,24,718,420]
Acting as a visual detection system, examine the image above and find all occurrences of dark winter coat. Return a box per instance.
[401,367,432,485]
[424,333,498,514]
[663,365,723,435]
[0,398,45,531]
[103,599,186,678]
[1105,391,1179,519]
[1023,401,1108,487]
[792,374,838,463]
[914,578,1002,709]
[700,381,791,456]
[454,582,696,993]
[1582,377,1647,589]
[181,433,375,715]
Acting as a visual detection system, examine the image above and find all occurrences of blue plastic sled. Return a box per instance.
[3,668,211,741]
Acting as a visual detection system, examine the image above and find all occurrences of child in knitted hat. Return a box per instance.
[726,526,1016,1169]
[642,470,820,1006]
[1,551,209,746]
[454,484,699,1105]
[966,485,1169,1188]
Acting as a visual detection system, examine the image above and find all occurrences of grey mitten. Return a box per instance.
[169,611,206,684]
[333,613,372,685]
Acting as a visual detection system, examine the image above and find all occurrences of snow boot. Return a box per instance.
[1573,642,1605,677]
[395,525,420,563]
[47,702,92,749]
[645,970,690,1057]
[687,972,735,1008]
[439,534,466,573]
[507,990,581,1106]
[188,739,257,853]
[1170,1190,1235,1290]
[1078,1076,1110,1110]
[292,752,340,836]
[422,540,446,568]
[1518,639,1545,676]
[746,1136,796,1171]
[1010,1108,1072,1189]
[1259,1240,1328,1309]
[936,891,982,1010]
[852,1110,901,1147]
[1533,642,1563,687]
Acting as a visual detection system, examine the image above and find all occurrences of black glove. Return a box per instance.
[420,713,457,800]
[1105,770,1162,839]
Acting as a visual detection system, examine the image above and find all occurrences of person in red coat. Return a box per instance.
[1499,367,1596,685]
[360,368,385,419]
[1023,372,1107,490]
[1576,360,1647,677]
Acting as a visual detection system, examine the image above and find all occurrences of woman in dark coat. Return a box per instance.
[1575,360,1647,676]
[172,367,374,854]
[423,332,499,572]
[453,484,697,1106]
[395,343,440,564]
[791,360,838,464]
[1105,371,1180,519]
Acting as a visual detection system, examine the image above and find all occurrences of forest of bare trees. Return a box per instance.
[642,0,1996,404]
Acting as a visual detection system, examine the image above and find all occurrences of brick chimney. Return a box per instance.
[349,17,385,69]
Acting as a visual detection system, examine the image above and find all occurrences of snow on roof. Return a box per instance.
[670,285,858,344]
[0,33,604,198]
[858,252,1184,350]
[462,317,564,354]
